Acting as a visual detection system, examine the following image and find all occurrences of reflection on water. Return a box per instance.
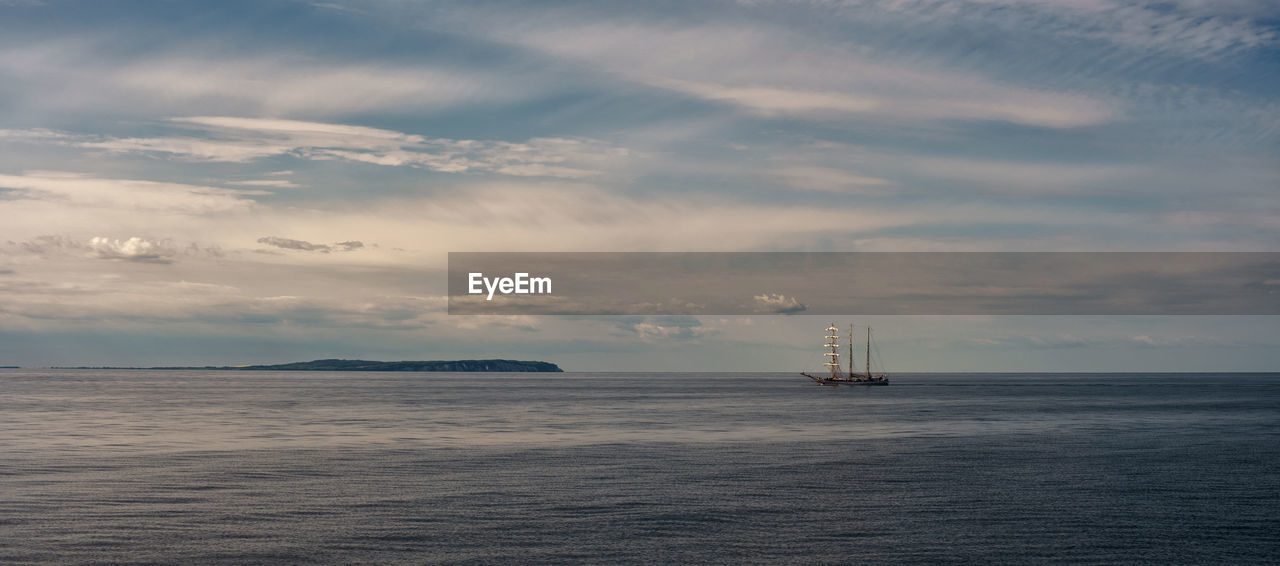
[8,371,1273,452]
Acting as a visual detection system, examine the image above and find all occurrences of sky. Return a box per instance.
[0,0,1277,371]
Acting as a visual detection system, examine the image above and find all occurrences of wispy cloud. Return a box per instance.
[612,316,708,341]
[257,236,364,253]
[503,20,1118,128]
[653,75,1114,128]
[901,156,1142,195]
[0,171,258,214]
[788,0,1278,60]
[965,330,1224,349]
[0,277,444,329]
[771,165,893,194]
[1,117,628,179]
[0,42,539,118]
[227,179,301,188]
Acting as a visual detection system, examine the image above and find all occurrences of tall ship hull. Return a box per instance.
[801,324,889,386]
[805,374,889,386]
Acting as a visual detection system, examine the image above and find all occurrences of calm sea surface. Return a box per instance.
[1,370,1277,564]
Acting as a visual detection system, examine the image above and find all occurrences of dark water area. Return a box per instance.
[1,371,1277,564]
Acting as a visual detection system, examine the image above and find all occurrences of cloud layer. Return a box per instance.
[0,0,1276,369]
[2,117,626,179]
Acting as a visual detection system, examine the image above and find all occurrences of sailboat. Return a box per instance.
[802,324,889,386]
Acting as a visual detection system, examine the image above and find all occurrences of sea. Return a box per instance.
[1,370,1277,565]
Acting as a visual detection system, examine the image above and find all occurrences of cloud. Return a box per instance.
[256,236,364,253]
[964,332,1096,348]
[5,164,1270,282]
[452,315,541,332]
[176,116,421,147]
[1126,334,1211,347]
[967,337,1006,347]
[117,59,509,116]
[753,293,807,314]
[249,179,1274,260]
[772,165,893,194]
[0,171,258,214]
[900,156,1142,195]
[1018,0,1276,58]
[968,330,1220,350]
[790,0,1277,60]
[613,316,706,341]
[0,277,445,330]
[0,117,421,163]
[257,236,331,252]
[0,128,84,143]
[3,118,627,179]
[505,20,1118,128]
[1130,334,1159,346]
[658,76,1113,128]
[14,234,80,256]
[88,236,176,263]
[0,43,538,118]
[227,179,301,188]
[6,235,220,264]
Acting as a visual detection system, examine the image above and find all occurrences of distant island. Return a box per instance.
[56,359,564,372]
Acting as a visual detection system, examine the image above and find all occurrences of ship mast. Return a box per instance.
[866,326,872,378]
[824,323,840,380]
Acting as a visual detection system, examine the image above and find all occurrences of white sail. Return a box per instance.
[802,322,889,386]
